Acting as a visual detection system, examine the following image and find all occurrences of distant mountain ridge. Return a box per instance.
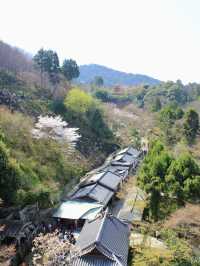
[78,64,161,86]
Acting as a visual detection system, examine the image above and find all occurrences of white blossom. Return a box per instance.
[32,115,81,150]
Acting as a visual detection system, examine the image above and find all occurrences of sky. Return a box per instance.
[0,0,200,83]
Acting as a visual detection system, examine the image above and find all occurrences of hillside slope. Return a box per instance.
[78,64,161,86]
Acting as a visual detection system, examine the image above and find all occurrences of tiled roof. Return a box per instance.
[117,147,140,157]
[73,213,129,266]
[85,171,123,191]
[72,256,118,266]
[71,184,114,206]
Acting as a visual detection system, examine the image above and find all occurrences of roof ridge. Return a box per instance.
[95,212,107,243]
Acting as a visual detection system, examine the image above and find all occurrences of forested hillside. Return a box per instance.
[1,40,200,265]
[0,41,118,208]
[91,76,200,265]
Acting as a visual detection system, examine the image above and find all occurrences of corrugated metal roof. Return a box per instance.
[73,213,129,266]
[71,184,114,206]
[53,200,103,220]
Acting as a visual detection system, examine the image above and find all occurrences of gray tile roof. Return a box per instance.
[71,183,114,206]
[85,171,123,191]
[103,166,129,179]
[72,256,118,266]
[72,213,129,266]
[117,147,141,158]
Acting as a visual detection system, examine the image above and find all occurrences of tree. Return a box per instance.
[138,140,173,221]
[166,154,200,204]
[0,140,21,204]
[64,88,94,114]
[158,104,184,145]
[34,49,60,87]
[32,115,81,152]
[33,48,46,88]
[46,50,60,85]
[94,76,104,87]
[94,90,111,102]
[32,231,72,265]
[61,59,79,81]
[183,109,199,143]
[0,40,32,73]
[151,97,162,112]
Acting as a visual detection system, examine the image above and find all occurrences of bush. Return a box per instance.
[64,87,95,114]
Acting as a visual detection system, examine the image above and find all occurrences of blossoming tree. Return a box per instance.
[32,115,81,153]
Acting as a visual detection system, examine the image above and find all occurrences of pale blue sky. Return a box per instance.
[0,0,200,83]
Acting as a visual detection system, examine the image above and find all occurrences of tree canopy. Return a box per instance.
[61,59,79,81]
[138,140,200,221]
[183,109,199,143]
[64,88,95,114]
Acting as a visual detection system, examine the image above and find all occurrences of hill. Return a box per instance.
[78,64,161,86]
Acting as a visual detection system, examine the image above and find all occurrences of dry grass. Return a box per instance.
[164,203,200,229]
[103,103,157,146]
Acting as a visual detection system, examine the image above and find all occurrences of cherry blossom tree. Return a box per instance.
[32,231,73,265]
[32,115,81,152]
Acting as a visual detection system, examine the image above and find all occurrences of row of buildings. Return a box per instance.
[53,146,141,266]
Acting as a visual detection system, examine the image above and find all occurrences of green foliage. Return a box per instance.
[183,109,199,144]
[93,76,104,87]
[158,104,184,145]
[0,70,20,88]
[0,109,85,206]
[160,229,195,265]
[131,228,198,266]
[166,154,200,204]
[64,88,117,154]
[151,97,162,112]
[0,140,20,204]
[94,89,111,102]
[159,104,184,126]
[94,89,134,104]
[61,59,79,81]
[34,49,60,85]
[64,87,95,114]
[138,140,173,221]
[138,140,200,221]
[129,80,200,109]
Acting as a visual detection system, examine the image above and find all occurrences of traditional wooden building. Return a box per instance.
[71,213,130,266]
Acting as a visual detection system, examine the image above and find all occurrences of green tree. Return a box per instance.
[158,104,184,145]
[0,141,21,204]
[33,48,46,87]
[64,87,94,114]
[34,49,60,86]
[94,90,111,102]
[138,140,173,221]
[166,154,200,204]
[94,76,104,87]
[46,50,60,85]
[183,109,199,143]
[61,59,79,81]
[151,97,162,112]
[64,87,116,154]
